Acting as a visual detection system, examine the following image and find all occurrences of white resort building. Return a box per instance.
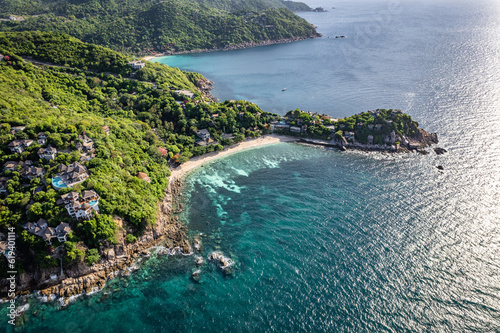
[61,190,100,220]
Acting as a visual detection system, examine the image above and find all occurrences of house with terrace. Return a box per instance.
[7,139,33,154]
[80,150,96,162]
[38,145,57,160]
[344,131,356,141]
[173,90,195,99]
[52,162,89,189]
[10,126,25,135]
[23,219,71,244]
[129,61,146,69]
[196,129,211,141]
[37,132,47,145]
[77,134,94,152]
[21,166,45,180]
[61,190,100,220]
[3,161,23,171]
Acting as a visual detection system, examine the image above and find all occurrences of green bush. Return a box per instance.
[126,234,137,243]
[85,248,100,266]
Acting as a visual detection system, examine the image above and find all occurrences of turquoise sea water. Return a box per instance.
[3,0,500,331]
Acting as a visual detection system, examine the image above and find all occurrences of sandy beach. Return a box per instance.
[169,134,297,181]
[142,55,163,61]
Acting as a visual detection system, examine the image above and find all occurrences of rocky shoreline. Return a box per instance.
[148,35,321,58]
[194,77,218,102]
[299,129,440,154]
[0,177,191,305]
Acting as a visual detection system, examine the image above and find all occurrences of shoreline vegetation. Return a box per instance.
[0,31,442,315]
[141,35,320,61]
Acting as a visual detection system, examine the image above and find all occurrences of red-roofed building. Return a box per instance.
[158,147,168,157]
[103,126,110,135]
[137,172,151,183]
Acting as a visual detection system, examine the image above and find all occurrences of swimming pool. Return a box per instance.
[51,176,68,190]
[89,200,98,206]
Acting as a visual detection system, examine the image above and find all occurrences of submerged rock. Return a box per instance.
[191,270,201,283]
[208,251,234,270]
[193,237,202,252]
[434,147,447,155]
[195,257,204,266]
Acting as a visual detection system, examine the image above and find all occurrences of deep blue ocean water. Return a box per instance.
[3,0,500,331]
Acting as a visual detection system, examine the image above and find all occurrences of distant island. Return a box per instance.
[0,31,439,310]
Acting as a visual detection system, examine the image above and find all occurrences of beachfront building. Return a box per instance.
[196,129,211,141]
[344,131,355,141]
[271,124,290,131]
[290,126,302,133]
[38,146,57,160]
[7,139,33,154]
[129,61,146,69]
[52,162,89,189]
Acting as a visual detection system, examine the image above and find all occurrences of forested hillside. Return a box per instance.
[0,0,320,54]
[0,32,277,274]
[281,1,313,12]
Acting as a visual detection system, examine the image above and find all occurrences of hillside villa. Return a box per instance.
[61,190,100,220]
[52,162,89,190]
[8,139,33,154]
[38,145,57,160]
[23,219,72,244]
